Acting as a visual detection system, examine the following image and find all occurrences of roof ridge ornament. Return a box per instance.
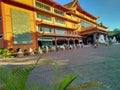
[100,22,103,26]
[97,16,101,19]
[71,0,78,8]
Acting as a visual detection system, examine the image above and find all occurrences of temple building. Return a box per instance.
[0,0,108,50]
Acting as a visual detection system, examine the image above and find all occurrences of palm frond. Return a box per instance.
[11,55,42,89]
[59,74,77,90]
[35,54,43,65]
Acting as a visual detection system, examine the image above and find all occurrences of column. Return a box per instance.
[93,33,97,43]
[55,37,57,46]
[73,38,75,47]
[73,38,75,44]
[67,38,69,45]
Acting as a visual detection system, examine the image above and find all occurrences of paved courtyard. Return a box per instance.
[1,45,120,90]
[27,45,120,90]
[43,45,120,66]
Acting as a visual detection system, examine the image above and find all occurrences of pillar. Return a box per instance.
[73,38,75,44]
[55,37,57,46]
[77,38,79,44]
[67,38,69,45]
[93,33,97,43]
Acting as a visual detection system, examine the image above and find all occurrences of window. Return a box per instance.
[56,28,67,34]
[69,31,72,35]
[38,26,54,33]
[86,22,92,27]
[35,2,50,11]
[54,9,64,16]
[74,31,77,35]
[55,18,65,24]
[81,21,92,28]
[81,21,85,28]
[36,13,52,21]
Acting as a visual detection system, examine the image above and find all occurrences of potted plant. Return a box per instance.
[28,48,34,55]
[38,46,43,54]
[17,48,24,57]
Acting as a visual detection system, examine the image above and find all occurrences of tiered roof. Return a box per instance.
[64,0,97,20]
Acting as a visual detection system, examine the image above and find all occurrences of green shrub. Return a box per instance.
[0,48,11,60]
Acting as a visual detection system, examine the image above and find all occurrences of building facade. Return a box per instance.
[0,0,108,50]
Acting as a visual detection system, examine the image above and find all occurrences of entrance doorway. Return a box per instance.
[38,37,55,46]
[57,39,67,45]
[83,34,94,45]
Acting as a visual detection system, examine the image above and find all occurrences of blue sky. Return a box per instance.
[54,0,120,31]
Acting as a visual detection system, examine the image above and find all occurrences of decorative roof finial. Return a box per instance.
[97,16,101,19]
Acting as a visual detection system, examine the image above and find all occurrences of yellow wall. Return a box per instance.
[66,21,74,28]
[66,14,71,19]
[1,1,37,50]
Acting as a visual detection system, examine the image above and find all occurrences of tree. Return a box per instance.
[109,28,120,35]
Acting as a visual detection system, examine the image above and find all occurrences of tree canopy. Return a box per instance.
[109,28,120,35]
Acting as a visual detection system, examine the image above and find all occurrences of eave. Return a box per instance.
[64,0,97,20]
[36,20,77,30]
[70,12,107,29]
[37,32,82,38]
[37,0,69,12]
[77,8,97,20]
[80,27,108,35]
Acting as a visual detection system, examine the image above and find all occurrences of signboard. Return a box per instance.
[38,37,54,41]
[11,9,33,44]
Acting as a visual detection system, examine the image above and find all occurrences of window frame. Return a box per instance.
[36,12,52,21]
[55,17,66,25]
[35,1,51,11]
[54,9,64,16]
[56,28,67,35]
[38,26,54,34]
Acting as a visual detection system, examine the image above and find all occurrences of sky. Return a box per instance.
[54,0,120,31]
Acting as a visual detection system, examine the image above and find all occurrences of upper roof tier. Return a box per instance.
[64,0,97,20]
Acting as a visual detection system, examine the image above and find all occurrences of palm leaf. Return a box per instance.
[59,74,77,90]
[11,55,42,89]
[35,54,43,65]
